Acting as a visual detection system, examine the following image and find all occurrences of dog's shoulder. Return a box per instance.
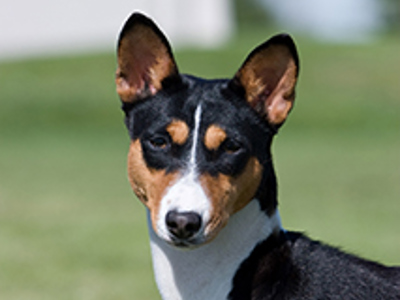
[229,231,400,300]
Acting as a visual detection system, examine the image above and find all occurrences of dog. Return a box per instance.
[115,12,400,300]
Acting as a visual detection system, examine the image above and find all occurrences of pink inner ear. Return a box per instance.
[236,43,298,125]
[264,59,297,125]
[129,51,158,93]
[116,21,178,103]
[266,92,292,125]
[116,41,161,102]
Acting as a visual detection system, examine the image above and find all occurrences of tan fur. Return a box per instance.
[204,125,227,151]
[127,140,179,232]
[166,120,190,145]
[199,157,263,240]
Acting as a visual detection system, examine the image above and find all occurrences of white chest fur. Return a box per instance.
[148,200,282,300]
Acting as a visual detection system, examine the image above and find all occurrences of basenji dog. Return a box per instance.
[115,12,400,300]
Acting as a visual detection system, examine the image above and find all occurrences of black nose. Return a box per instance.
[166,211,202,240]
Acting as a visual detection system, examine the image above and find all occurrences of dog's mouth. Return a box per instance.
[167,235,205,248]
[162,220,226,249]
[164,224,210,249]
[153,216,217,249]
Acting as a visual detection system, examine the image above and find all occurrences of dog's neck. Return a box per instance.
[147,200,282,300]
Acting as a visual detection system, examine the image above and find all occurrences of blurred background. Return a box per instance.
[1,0,399,299]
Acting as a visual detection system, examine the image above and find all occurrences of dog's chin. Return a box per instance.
[165,236,205,249]
[166,229,227,249]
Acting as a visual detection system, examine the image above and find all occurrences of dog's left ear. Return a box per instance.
[231,34,299,127]
[116,12,179,103]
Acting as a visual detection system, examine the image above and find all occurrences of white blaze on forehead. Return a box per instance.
[156,104,211,239]
[190,104,202,166]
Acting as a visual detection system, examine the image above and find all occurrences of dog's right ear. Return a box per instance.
[116,13,179,103]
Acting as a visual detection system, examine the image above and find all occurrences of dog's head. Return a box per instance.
[116,13,299,248]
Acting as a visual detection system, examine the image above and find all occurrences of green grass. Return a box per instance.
[1,32,399,299]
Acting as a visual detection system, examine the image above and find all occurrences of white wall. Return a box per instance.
[259,0,383,43]
[0,0,234,60]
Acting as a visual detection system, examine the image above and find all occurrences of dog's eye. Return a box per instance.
[149,136,169,149]
[222,139,242,154]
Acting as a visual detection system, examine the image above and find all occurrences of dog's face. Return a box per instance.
[116,13,299,248]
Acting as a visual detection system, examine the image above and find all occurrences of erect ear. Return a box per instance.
[116,12,179,103]
[231,34,299,127]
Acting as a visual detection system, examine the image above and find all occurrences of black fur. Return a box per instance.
[229,231,400,300]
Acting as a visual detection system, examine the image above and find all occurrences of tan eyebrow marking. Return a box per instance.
[204,124,227,151]
[166,120,190,145]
